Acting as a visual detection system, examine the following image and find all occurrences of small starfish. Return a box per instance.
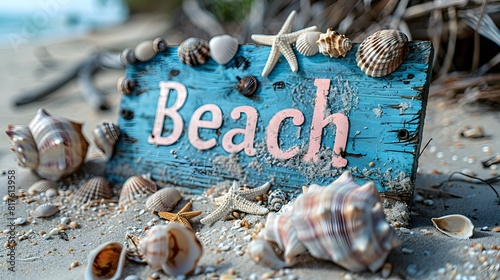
[200,181,271,225]
[157,200,202,230]
[251,10,317,77]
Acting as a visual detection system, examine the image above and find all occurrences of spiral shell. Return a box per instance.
[209,34,239,65]
[153,37,168,53]
[356,29,409,77]
[120,48,137,65]
[178,37,210,66]
[235,76,258,97]
[119,175,157,208]
[139,223,203,276]
[316,28,352,58]
[116,76,136,95]
[28,179,58,195]
[93,123,120,160]
[85,241,127,280]
[145,188,182,213]
[267,189,287,212]
[296,31,321,56]
[5,125,38,169]
[32,203,59,218]
[73,176,113,204]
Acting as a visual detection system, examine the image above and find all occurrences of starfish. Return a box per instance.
[200,181,271,225]
[251,10,317,77]
[157,200,202,230]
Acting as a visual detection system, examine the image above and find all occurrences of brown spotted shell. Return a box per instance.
[296,31,321,56]
[28,179,58,195]
[93,123,121,160]
[145,188,181,213]
[73,176,113,204]
[316,28,352,58]
[178,37,210,66]
[236,76,258,97]
[119,175,157,208]
[32,203,59,218]
[356,29,409,77]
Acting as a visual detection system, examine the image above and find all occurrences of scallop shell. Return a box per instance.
[139,223,203,276]
[178,37,210,66]
[235,76,258,97]
[296,31,321,56]
[356,29,409,77]
[32,203,59,218]
[119,175,157,208]
[28,179,58,195]
[134,39,157,62]
[120,48,137,65]
[209,35,238,65]
[93,123,121,160]
[116,76,136,95]
[5,125,38,169]
[431,214,474,239]
[73,176,113,204]
[145,187,181,213]
[316,28,352,58]
[85,241,127,280]
[267,189,287,212]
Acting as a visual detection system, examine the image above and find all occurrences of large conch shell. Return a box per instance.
[248,171,400,272]
[85,241,127,280]
[5,108,89,181]
[431,214,474,239]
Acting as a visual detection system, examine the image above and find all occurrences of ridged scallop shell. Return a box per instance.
[119,175,157,208]
[139,223,203,276]
[93,123,121,160]
[267,189,287,212]
[116,76,136,95]
[32,203,59,218]
[209,35,238,65]
[296,31,321,56]
[178,37,210,66]
[6,109,89,181]
[316,28,352,58]
[145,188,181,213]
[73,176,113,204]
[356,29,409,77]
[431,214,474,239]
[85,241,127,280]
[28,179,58,195]
[236,76,258,97]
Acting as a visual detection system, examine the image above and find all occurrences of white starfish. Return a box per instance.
[251,10,317,77]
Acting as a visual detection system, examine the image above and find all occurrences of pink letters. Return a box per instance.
[188,104,223,150]
[222,106,258,156]
[266,109,304,159]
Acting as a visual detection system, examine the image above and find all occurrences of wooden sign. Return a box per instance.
[107,42,433,205]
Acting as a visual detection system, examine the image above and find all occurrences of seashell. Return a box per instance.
[316,28,352,58]
[73,176,113,204]
[431,214,474,239]
[6,108,89,181]
[296,31,321,56]
[120,48,137,65]
[145,187,181,213]
[85,241,127,280]
[356,29,409,77]
[139,223,203,276]
[32,203,59,218]
[153,37,168,53]
[134,39,157,62]
[267,189,287,212]
[209,34,239,65]
[235,76,258,97]
[93,122,121,160]
[119,175,157,208]
[178,37,210,66]
[27,179,58,195]
[246,239,289,269]
[125,233,146,263]
[116,76,136,95]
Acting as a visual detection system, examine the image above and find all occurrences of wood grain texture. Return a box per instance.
[107,42,433,202]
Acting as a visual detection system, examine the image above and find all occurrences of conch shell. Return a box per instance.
[316,28,352,58]
[6,108,88,181]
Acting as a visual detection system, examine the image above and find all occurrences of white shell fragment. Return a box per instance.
[209,35,239,65]
[431,214,474,239]
[32,203,59,218]
[296,31,321,56]
[93,123,121,160]
[316,28,352,58]
[85,241,127,280]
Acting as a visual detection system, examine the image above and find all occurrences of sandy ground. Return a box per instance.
[0,14,499,280]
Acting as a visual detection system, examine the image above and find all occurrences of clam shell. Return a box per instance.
[431,214,474,239]
[178,37,210,66]
[296,31,321,56]
[139,223,203,276]
[209,35,238,65]
[116,76,136,95]
[28,179,58,195]
[145,187,181,213]
[134,39,157,62]
[267,189,287,212]
[356,29,409,77]
[93,123,121,160]
[119,175,157,208]
[5,125,39,169]
[316,28,352,58]
[73,176,113,204]
[85,241,127,280]
[236,76,258,97]
[32,203,59,218]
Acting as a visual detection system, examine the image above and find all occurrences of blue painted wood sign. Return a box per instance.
[107,41,433,207]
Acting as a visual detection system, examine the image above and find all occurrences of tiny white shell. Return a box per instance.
[32,203,59,218]
[85,241,127,280]
[296,31,321,56]
[431,214,474,239]
[119,175,157,208]
[27,179,58,195]
[145,188,181,213]
[209,35,239,65]
[73,176,113,204]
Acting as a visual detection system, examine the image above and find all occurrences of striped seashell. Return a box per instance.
[209,34,238,65]
[73,176,113,204]
[119,175,157,208]
[28,179,58,195]
[119,48,137,65]
[32,203,59,218]
[93,123,121,160]
[125,233,146,263]
[6,108,89,181]
[116,76,136,95]
[267,189,287,212]
[356,29,409,77]
[139,223,203,276]
[296,31,321,56]
[145,187,181,213]
[235,76,258,97]
[178,37,210,66]
[316,28,352,58]
[85,241,127,280]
